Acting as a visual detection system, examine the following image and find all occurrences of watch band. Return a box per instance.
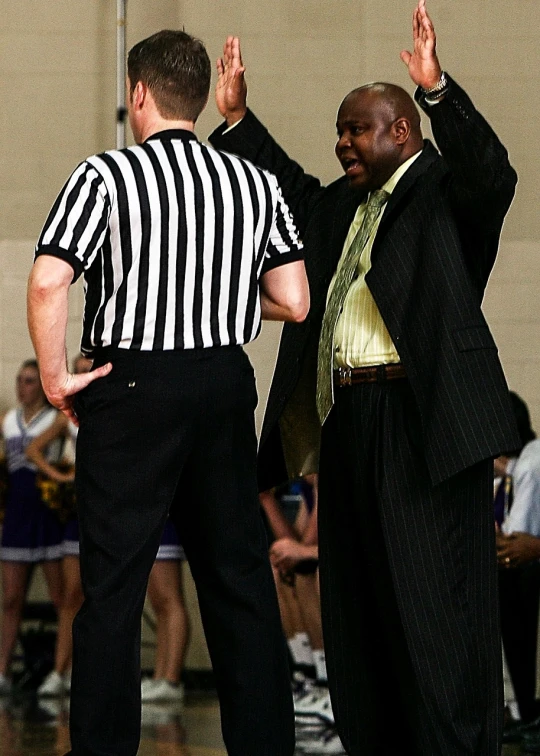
[422,71,449,105]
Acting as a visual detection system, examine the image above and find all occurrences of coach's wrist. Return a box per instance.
[225,107,247,128]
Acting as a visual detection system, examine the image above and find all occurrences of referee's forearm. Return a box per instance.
[27,257,72,399]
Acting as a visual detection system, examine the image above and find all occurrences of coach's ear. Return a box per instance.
[392,117,412,146]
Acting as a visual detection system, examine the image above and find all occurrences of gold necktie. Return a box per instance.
[316,189,390,424]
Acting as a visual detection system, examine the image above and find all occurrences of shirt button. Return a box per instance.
[335,346,340,353]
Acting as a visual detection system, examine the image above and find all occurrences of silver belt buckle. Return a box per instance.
[338,367,352,387]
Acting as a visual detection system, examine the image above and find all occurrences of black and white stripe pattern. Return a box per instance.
[36,130,302,354]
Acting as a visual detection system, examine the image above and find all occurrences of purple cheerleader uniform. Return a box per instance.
[61,420,80,556]
[62,516,80,556]
[1,406,63,562]
[155,519,185,561]
[63,519,184,561]
[59,424,184,561]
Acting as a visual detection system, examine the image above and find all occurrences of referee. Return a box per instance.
[28,30,308,756]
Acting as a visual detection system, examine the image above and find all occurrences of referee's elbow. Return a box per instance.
[288,292,310,323]
[29,256,74,299]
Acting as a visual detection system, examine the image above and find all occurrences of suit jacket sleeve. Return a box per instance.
[416,75,517,281]
[209,110,324,236]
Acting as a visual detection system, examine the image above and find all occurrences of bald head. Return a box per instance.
[335,83,424,190]
[344,83,422,134]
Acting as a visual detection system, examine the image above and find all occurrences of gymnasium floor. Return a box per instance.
[0,694,226,756]
[0,690,527,756]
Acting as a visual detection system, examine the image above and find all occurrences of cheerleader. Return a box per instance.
[141,519,190,702]
[0,360,64,694]
[26,411,79,696]
[26,355,90,696]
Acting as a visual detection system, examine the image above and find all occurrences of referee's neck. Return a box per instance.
[136,117,196,144]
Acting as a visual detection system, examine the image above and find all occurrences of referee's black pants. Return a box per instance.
[318,378,500,756]
[68,346,294,756]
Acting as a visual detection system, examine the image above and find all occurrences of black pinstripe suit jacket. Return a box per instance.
[210,75,520,488]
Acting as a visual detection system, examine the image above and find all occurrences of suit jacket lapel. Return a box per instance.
[325,142,438,276]
[311,143,439,310]
[376,140,439,238]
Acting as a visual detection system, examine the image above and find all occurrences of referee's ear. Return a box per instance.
[130,80,147,112]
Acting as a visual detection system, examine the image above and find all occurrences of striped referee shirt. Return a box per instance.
[35,129,303,354]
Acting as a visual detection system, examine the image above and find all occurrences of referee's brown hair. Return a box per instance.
[127,30,211,122]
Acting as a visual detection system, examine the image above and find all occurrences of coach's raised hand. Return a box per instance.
[216,36,248,126]
[400,0,442,90]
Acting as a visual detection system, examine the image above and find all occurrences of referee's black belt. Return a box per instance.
[333,363,407,387]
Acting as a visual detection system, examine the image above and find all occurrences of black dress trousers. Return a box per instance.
[318,378,499,756]
[69,346,294,756]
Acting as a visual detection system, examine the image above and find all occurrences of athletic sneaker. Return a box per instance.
[0,675,11,696]
[38,670,66,696]
[298,726,346,754]
[292,671,317,702]
[37,698,62,721]
[141,702,185,727]
[295,721,328,743]
[141,677,156,696]
[141,679,184,702]
[295,689,334,725]
[295,684,327,712]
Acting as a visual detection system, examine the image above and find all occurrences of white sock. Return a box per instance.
[312,649,327,682]
[296,632,314,665]
[287,636,304,665]
[288,632,314,666]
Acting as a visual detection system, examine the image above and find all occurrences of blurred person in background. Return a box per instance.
[260,477,322,683]
[27,355,91,697]
[495,392,540,740]
[261,478,341,753]
[141,518,190,703]
[0,359,64,694]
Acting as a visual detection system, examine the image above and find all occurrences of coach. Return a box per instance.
[211,2,520,754]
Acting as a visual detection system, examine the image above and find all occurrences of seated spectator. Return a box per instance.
[260,476,323,679]
[270,538,318,575]
[498,533,540,567]
[260,477,338,744]
[496,392,540,737]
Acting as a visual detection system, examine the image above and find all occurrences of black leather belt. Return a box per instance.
[334,363,407,387]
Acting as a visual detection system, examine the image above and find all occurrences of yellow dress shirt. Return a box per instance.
[278,151,422,478]
[330,151,422,368]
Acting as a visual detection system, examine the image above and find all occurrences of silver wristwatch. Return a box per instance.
[422,71,449,106]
